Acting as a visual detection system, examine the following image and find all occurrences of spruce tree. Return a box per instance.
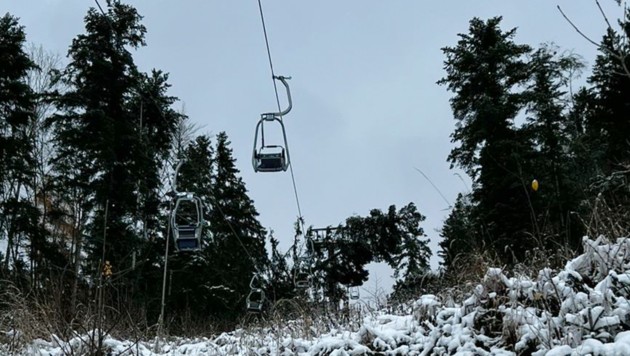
[438,193,478,268]
[49,1,184,314]
[166,131,268,323]
[50,1,147,277]
[438,17,534,263]
[208,131,268,317]
[164,134,218,323]
[313,203,430,305]
[267,232,297,303]
[579,15,630,235]
[588,28,630,170]
[522,46,585,251]
[129,70,184,247]
[0,14,38,279]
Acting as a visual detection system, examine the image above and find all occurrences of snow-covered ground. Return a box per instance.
[4,235,630,355]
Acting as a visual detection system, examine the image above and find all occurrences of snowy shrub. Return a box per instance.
[8,236,630,355]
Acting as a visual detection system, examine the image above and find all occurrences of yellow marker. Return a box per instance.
[531,179,539,192]
[103,260,112,278]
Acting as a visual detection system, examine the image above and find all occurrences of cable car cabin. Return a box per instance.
[254,146,287,172]
[246,288,265,312]
[171,194,204,252]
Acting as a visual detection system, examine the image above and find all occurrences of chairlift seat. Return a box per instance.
[256,152,285,172]
[177,239,199,251]
[247,300,263,312]
[298,256,312,265]
[173,224,201,252]
[246,289,265,312]
[177,225,197,238]
[296,279,310,289]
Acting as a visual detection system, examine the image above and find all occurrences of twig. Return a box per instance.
[557,5,630,78]
[596,0,614,31]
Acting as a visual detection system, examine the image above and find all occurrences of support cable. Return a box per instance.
[256,0,305,234]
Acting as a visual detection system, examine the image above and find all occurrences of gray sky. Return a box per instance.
[4,0,621,293]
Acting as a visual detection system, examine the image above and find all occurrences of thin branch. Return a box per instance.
[557,5,601,47]
[557,5,630,79]
[596,0,614,32]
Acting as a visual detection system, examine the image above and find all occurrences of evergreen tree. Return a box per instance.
[588,27,630,170]
[391,202,431,280]
[165,134,218,324]
[438,17,534,263]
[582,16,630,220]
[166,132,267,324]
[129,70,184,246]
[267,232,297,303]
[50,1,147,276]
[0,14,38,280]
[522,46,585,250]
[48,1,184,316]
[439,193,476,268]
[313,203,430,305]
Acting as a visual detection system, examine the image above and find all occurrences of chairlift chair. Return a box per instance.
[252,76,293,173]
[295,271,310,289]
[294,240,314,289]
[171,193,204,252]
[253,140,288,172]
[246,288,265,313]
[350,287,360,300]
[246,274,266,312]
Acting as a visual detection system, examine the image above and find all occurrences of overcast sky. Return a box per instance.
[4,0,622,293]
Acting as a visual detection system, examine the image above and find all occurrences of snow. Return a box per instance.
[5,236,630,355]
[0,239,6,259]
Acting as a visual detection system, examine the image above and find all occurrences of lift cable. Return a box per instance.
[256,0,305,235]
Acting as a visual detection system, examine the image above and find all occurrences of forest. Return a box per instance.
[1,0,630,350]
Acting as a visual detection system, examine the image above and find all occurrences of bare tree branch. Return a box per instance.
[557,5,630,79]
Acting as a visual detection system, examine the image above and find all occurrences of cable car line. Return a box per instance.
[255,0,306,239]
[256,0,282,116]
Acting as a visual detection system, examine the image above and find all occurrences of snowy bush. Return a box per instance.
[6,236,630,355]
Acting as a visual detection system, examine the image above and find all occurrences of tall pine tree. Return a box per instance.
[522,46,585,251]
[208,132,268,317]
[439,17,534,263]
[0,14,38,281]
[49,1,183,311]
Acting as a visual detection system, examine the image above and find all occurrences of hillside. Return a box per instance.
[3,235,630,355]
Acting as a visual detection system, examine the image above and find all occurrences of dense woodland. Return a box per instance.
[0,0,629,336]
